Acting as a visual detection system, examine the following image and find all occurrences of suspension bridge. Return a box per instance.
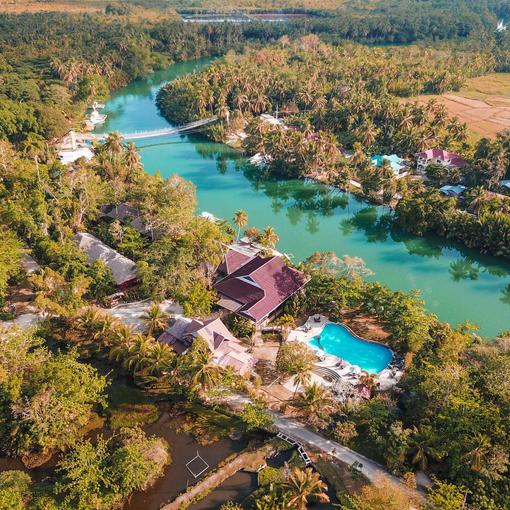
[73,116,218,143]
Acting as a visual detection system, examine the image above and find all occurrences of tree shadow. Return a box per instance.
[449,259,480,282]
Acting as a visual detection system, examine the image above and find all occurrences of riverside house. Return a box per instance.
[370,154,409,178]
[74,232,138,288]
[214,249,309,326]
[158,317,255,377]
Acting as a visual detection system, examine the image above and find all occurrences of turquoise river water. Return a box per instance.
[95,58,510,338]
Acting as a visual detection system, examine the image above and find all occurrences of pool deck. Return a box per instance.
[287,315,403,393]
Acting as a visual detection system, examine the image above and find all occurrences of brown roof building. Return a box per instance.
[214,252,309,325]
[158,317,255,377]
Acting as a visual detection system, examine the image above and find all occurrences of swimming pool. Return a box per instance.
[308,323,393,374]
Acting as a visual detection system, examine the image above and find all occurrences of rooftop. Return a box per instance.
[416,148,467,168]
[439,184,466,197]
[74,232,138,286]
[159,316,255,376]
[103,203,153,237]
[58,147,94,165]
[371,154,407,175]
[215,255,309,324]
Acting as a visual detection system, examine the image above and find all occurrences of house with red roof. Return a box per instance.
[158,316,255,377]
[415,148,467,173]
[214,250,309,325]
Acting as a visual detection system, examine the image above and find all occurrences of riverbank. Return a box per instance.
[93,57,510,337]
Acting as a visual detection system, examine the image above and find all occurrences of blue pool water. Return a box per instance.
[309,323,393,374]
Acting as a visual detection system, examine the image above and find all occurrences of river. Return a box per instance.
[95,57,510,338]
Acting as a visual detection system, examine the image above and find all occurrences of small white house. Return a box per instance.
[58,147,94,165]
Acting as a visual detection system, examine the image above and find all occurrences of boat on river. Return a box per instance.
[88,108,107,126]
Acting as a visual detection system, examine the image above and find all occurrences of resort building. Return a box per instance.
[58,147,94,165]
[214,251,309,325]
[370,154,408,177]
[158,317,255,377]
[415,148,467,172]
[439,184,467,197]
[103,203,158,239]
[74,232,138,288]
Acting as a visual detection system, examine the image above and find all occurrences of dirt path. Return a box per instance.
[161,443,274,510]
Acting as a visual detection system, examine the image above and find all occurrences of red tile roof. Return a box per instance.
[217,248,254,276]
[415,148,467,168]
[214,255,309,323]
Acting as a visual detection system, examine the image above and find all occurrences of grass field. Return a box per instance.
[412,73,510,139]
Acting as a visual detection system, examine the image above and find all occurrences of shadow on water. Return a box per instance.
[93,56,510,335]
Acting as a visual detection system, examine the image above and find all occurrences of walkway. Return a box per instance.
[228,395,426,498]
[76,116,218,142]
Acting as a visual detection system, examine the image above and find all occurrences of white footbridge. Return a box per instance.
[74,116,218,143]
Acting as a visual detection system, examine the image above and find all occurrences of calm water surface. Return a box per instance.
[96,58,510,338]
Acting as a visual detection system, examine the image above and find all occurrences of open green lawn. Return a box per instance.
[106,382,160,429]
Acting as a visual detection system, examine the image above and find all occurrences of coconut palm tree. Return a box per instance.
[409,426,444,471]
[192,359,223,394]
[463,433,492,473]
[143,304,168,337]
[293,370,311,398]
[103,132,124,157]
[465,186,486,215]
[125,141,143,174]
[108,325,137,363]
[140,342,175,377]
[260,226,279,249]
[233,210,248,240]
[293,382,337,429]
[279,467,329,510]
[122,334,153,373]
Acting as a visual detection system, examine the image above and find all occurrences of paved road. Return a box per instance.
[230,395,425,499]
[271,412,397,483]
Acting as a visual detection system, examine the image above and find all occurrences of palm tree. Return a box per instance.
[108,325,137,363]
[260,226,279,249]
[233,210,248,240]
[245,226,261,241]
[141,343,175,377]
[293,370,311,398]
[125,141,143,174]
[463,433,492,473]
[192,359,223,394]
[122,334,153,373]
[293,382,337,429]
[103,132,124,157]
[279,467,329,510]
[143,304,168,337]
[409,426,444,471]
[466,186,486,215]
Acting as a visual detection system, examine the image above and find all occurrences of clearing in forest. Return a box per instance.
[412,73,510,138]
